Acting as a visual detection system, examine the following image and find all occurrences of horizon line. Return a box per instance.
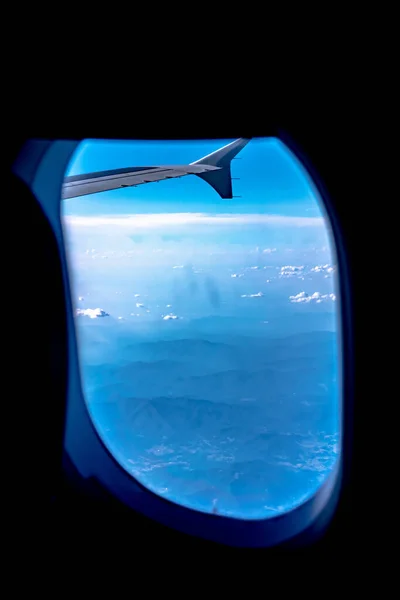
[62,212,324,229]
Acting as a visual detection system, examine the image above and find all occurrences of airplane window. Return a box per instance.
[61,137,341,519]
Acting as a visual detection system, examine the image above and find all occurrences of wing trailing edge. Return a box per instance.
[62,138,250,200]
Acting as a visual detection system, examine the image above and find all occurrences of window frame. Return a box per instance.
[13,136,353,548]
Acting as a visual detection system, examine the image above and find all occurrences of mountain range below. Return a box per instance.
[72,278,340,518]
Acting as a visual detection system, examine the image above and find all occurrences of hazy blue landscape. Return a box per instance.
[62,138,341,518]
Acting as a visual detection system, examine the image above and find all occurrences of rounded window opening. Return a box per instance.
[61,137,341,519]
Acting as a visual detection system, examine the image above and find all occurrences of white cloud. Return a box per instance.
[63,213,324,230]
[231,273,244,278]
[162,314,179,320]
[262,248,277,254]
[289,291,336,304]
[310,264,336,275]
[276,264,336,280]
[75,308,110,318]
[241,292,264,298]
[280,265,305,277]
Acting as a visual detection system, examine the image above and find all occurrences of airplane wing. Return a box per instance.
[62,138,250,200]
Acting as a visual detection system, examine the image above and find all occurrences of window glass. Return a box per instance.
[62,138,341,518]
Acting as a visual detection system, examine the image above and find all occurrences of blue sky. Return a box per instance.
[61,137,338,331]
[62,137,335,262]
[63,137,324,218]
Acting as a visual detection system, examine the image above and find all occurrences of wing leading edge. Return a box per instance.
[62,138,250,200]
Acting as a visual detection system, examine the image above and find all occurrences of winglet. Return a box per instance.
[190,138,250,199]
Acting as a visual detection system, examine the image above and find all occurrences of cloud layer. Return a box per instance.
[63,212,324,229]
